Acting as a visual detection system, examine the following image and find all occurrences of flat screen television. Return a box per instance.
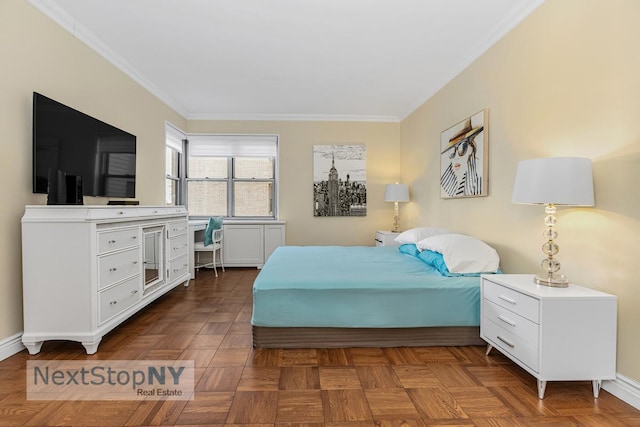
[33,92,137,199]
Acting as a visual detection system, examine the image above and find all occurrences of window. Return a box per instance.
[165,123,185,206]
[186,135,278,218]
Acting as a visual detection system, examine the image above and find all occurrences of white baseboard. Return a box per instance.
[0,332,25,361]
[604,375,640,410]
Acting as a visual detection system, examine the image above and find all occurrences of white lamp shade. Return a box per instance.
[511,157,595,206]
[384,183,410,202]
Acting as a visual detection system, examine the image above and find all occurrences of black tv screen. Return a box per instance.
[33,92,136,198]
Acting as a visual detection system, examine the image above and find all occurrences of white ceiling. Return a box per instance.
[31,0,544,122]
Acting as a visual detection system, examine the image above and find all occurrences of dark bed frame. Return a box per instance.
[252,325,484,348]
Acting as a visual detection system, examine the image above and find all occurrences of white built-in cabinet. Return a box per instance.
[21,206,191,354]
[222,221,286,268]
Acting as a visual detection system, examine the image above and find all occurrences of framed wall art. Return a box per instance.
[313,144,367,216]
[440,109,489,198]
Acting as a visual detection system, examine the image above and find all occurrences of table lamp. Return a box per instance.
[511,157,594,287]
[384,183,410,232]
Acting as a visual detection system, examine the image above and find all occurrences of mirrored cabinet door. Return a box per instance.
[142,225,165,295]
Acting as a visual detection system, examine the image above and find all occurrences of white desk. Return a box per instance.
[188,219,286,278]
[188,220,209,279]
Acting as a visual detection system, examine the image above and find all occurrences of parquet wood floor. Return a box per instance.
[1,268,639,426]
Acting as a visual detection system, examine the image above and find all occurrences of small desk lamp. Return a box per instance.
[511,157,594,287]
[384,183,410,232]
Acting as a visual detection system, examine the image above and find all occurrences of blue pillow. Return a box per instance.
[417,249,503,277]
[398,244,420,257]
[417,250,450,275]
[204,216,223,246]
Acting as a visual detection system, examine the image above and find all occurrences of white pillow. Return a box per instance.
[394,227,451,244]
[416,233,500,274]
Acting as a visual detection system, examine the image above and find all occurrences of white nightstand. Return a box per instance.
[480,274,617,399]
[374,230,400,246]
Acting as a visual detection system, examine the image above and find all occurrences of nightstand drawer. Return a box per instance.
[483,279,539,323]
[483,299,539,345]
[483,317,539,372]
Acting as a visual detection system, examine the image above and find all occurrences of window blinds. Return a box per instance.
[188,134,278,157]
[165,123,185,153]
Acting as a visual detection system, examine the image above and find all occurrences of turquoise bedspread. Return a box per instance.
[252,246,480,328]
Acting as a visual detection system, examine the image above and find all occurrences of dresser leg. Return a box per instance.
[485,344,493,356]
[592,379,602,398]
[537,380,547,399]
[23,341,43,355]
[81,339,101,355]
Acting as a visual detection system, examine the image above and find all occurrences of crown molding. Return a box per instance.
[28,0,190,118]
[186,112,400,123]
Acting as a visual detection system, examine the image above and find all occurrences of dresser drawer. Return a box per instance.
[483,279,539,323]
[86,208,138,220]
[482,317,539,372]
[168,233,189,259]
[98,247,141,289]
[168,221,188,238]
[168,254,189,282]
[98,276,141,324]
[97,228,139,254]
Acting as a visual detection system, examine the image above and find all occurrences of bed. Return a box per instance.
[252,232,500,348]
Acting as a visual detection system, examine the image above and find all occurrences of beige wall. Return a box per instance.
[400,0,640,382]
[0,0,187,340]
[0,1,400,343]
[187,120,401,246]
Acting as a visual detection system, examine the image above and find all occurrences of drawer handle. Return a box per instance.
[109,267,117,272]
[132,261,138,265]
[108,240,116,244]
[498,295,517,305]
[132,236,137,240]
[497,335,515,348]
[497,315,516,327]
[110,300,118,305]
[131,290,138,295]
[117,211,124,215]
[173,244,188,250]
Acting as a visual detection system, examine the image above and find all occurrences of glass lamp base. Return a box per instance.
[534,273,569,288]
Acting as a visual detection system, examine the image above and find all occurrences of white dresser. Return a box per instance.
[480,274,617,399]
[21,205,191,354]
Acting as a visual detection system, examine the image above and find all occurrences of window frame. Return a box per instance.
[164,123,186,206]
[184,135,278,220]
